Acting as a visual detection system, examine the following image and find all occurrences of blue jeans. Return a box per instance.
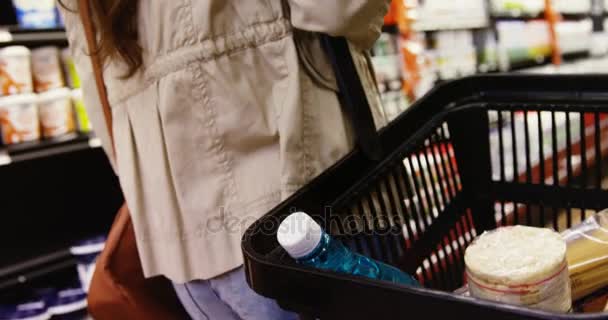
[173,267,297,320]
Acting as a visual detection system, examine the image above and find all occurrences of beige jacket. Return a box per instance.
[60,0,388,282]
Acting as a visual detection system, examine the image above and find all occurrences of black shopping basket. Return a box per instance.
[242,36,608,319]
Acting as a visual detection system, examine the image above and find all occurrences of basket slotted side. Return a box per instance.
[330,118,475,292]
[243,75,608,319]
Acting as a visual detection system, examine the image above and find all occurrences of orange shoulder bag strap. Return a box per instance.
[77,0,114,148]
[77,1,189,319]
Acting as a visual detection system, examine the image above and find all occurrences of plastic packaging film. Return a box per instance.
[562,210,608,301]
[464,226,572,313]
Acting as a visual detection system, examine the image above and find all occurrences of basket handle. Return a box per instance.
[320,35,383,161]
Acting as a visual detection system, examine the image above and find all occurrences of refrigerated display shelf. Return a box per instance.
[491,12,545,20]
[560,12,593,20]
[491,11,592,21]
[503,55,551,72]
[381,24,398,34]
[562,50,592,61]
[0,248,74,291]
[505,51,593,73]
[0,134,102,166]
[413,18,489,32]
[0,27,67,47]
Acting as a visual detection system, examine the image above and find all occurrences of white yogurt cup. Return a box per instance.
[0,93,40,144]
[37,88,75,138]
[32,46,64,93]
[0,46,33,96]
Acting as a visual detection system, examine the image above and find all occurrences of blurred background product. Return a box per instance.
[11,0,60,29]
[60,48,79,89]
[70,236,106,293]
[32,46,65,93]
[71,89,90,133]
[491,0,545,16]
[0,46,33,96]
[0,93,39,144]
[0,41,92,145]
[37,88,75,139]
[372,0,608,117]
[563,210,608,301]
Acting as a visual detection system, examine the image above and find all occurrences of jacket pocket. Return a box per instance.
[199,39,292,206]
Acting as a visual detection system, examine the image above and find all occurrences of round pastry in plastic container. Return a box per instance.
[464,225,571,313]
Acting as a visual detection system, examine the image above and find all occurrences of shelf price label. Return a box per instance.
[0,28,12,43]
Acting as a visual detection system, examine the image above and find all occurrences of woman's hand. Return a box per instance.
[287,0,390,50]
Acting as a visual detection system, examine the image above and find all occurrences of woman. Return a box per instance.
[59,1,388,319]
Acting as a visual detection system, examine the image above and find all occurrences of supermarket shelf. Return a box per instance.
[434,52,596,83]
[0,133,102,166]
[560,12,592,20]
[0,248,74,291]
[562,50,592,61]
[413,18,489,32]
[506,55,551,72]
[491,11,544,20]
[518,52,606,74]
[382,24,399,34]
[492,11,593,21]
[427,52,597,84]
[0,27,68,47]
[505,51,590,73]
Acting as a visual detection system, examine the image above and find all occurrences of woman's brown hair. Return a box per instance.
[60,0,142,78]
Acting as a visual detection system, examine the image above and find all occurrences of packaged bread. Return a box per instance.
[562,210,608,301]
[465,226,571,313]
[575,289,608,313]
[32,46,65,93]
[0,46,33,96]
[0,94,40,144]
[38,88,75,138]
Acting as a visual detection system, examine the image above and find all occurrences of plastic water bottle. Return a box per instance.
[277,212,419,286]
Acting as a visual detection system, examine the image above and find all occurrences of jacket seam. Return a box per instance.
[273,35,289,121]
[194,19,288,44]
[185,0,239,213]
[109,19,292,106]
[301,72,315,180]
[190,64,240,210]
[175,0,196,49]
